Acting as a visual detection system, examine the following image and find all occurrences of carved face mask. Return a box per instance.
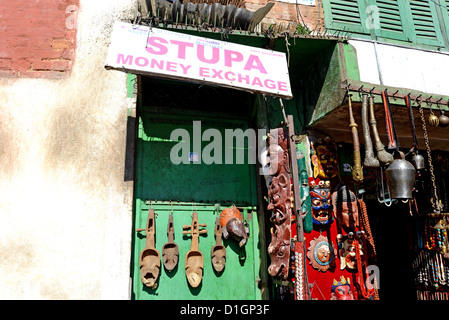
[310,180,333,226]
[314,137,338,179]
[332,185,359,229]
[267,144,288,176]
[307,235,336,272]
[337,234,364,270]
[267,224,291,279]
[331,276,354,300]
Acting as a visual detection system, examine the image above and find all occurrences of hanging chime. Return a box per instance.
[428,105,440,127]
[439,110,449,127]
[381,90,416,200]
[418,101,447,228]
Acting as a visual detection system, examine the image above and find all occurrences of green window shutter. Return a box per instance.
[370,0,410,41]
[408,0,445,47]
[322,0,368,35]
[439,0,449,45]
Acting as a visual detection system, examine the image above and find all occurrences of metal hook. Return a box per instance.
[376,167,394,207]
[392,90,399,100]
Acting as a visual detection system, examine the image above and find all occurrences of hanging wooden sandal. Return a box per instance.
[136,208,161,289]
[211,217,226,273]
[183,212,207,288]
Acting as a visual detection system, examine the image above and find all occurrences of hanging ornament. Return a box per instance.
[418,101,445,215]
[439,110,449,127]
[428,106,439,127]
[336,232,364,270]
[306,234,336,272]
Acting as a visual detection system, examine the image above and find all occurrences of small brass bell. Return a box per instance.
[439,110,449,127]
[428,112,439,127]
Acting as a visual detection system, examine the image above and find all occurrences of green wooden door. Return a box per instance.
[132,103,262,300]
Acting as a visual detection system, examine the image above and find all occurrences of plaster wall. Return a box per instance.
[0,0,136,299]
[349,39,449,97]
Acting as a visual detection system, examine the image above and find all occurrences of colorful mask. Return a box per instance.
[310,180,333,226]
[331,276,354,300]
[332,184,359,230]
[307,235,336,272]
[337,233,364,270]
[220,206,248,247]
[311,137,338,179]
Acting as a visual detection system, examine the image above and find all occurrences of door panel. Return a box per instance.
[132,202,260,300]
[132,101,261,299]
[137,110,257,206]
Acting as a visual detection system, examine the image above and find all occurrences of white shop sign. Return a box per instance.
[105,22,292,99]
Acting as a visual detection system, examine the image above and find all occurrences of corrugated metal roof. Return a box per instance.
[137,0,274,32]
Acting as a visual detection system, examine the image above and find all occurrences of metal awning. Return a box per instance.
[137,0,274,32]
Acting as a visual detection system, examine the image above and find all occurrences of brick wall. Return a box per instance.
[246,0,323,32]
[0,0,79,78]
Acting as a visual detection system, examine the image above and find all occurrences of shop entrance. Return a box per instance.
[132,76,263,299]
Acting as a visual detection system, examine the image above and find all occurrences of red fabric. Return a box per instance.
[293,222,355,300]
[290,177,360,300]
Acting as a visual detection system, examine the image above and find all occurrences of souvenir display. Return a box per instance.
[299,87,448,301]
[220,205,249,247]
[136,208,161,289]
[136,91,447,301]
[182,212,207,288]
[304,128,378,300]
[412,110,449,297]
[266,127,292,280]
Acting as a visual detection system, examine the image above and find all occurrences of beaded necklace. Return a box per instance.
[354,237,373,299]
[436,252,446,286]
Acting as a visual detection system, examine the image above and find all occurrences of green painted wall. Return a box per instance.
[132,96,263,299]
[132,202,260,300]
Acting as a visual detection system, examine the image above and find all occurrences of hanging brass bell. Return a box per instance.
[385,158,416,199]
[428,113,439,127]
[411,153,425,170]
[439,110,449,127]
